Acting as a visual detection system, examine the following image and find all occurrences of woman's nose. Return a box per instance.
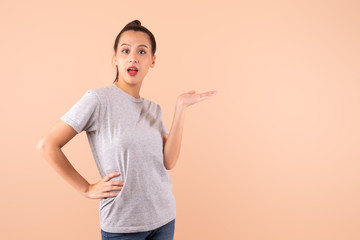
[129,54,138,63]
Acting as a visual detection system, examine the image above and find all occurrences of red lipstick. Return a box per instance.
[127,66,138,76]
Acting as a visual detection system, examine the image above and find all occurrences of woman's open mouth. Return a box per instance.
[127,66,138,76]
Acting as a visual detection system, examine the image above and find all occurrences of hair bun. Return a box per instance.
[126,20,141,27]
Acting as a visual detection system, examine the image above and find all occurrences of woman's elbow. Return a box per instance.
[164,160,176,170]
[165,165,174,170]
[36,137,47,153]
[36,137,54,155]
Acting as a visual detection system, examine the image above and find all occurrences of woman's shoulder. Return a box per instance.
[84,84,115,102]
[89,84,113,95]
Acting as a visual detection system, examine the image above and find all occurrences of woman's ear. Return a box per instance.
[151,55,156,68]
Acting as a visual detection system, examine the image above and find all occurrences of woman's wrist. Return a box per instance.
[175,101,186,111]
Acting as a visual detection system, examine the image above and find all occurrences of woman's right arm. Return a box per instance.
[36,120,123,199]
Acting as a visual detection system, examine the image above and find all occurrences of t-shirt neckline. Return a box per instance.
[112,83,144,103]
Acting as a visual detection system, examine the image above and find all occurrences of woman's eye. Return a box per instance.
[139,50,146,54]
[121,49,128,53]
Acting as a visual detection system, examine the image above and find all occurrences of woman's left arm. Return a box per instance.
[162,90,218,170]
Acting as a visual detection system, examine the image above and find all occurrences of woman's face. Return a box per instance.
[113,30,156,86]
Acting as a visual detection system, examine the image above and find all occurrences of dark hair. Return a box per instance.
[113,20,157,83]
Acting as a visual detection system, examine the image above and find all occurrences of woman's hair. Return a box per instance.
[113,19,157,83]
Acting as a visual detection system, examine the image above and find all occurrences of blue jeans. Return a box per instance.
[101,219,175,240]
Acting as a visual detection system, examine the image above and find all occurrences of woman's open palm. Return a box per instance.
[177,90,218,108]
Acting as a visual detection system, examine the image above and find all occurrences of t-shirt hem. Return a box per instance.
[100,214,176,233]
[60,115,81,133]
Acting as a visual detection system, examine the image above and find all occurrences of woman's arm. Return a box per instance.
[162,90,217,170]
[162,104,186,170]
[36,120,123,198]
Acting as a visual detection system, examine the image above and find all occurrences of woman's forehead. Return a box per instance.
[119,31,151,47]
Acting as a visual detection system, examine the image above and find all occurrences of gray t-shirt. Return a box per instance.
[60,83,176,233]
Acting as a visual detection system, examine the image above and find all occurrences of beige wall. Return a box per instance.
[1,0,360,239]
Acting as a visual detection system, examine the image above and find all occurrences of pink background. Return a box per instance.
[1,0,360,239]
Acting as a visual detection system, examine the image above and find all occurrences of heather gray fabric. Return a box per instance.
[60,83,175,233]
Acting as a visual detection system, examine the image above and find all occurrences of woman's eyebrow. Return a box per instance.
[120,43,148,49]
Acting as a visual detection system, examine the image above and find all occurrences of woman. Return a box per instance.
[37,19,217,240]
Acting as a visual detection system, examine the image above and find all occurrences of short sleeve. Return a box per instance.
[60,90,100,133]
[158,104,169,135]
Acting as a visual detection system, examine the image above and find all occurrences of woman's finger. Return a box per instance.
[190,91,217,100]
[201,90,217,96]
[189,91,213,99]
[103,172,120,182]
[104,192,118,198]
[201,91,218,99]
[105,180,124,186]
[104,185,122,192]
[104,180,124,186]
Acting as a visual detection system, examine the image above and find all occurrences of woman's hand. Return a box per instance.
[176,90,218,108]
[84,172,124,199]
[162,89,218,170]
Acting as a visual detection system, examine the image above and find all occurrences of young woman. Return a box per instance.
[36,20,217,240]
